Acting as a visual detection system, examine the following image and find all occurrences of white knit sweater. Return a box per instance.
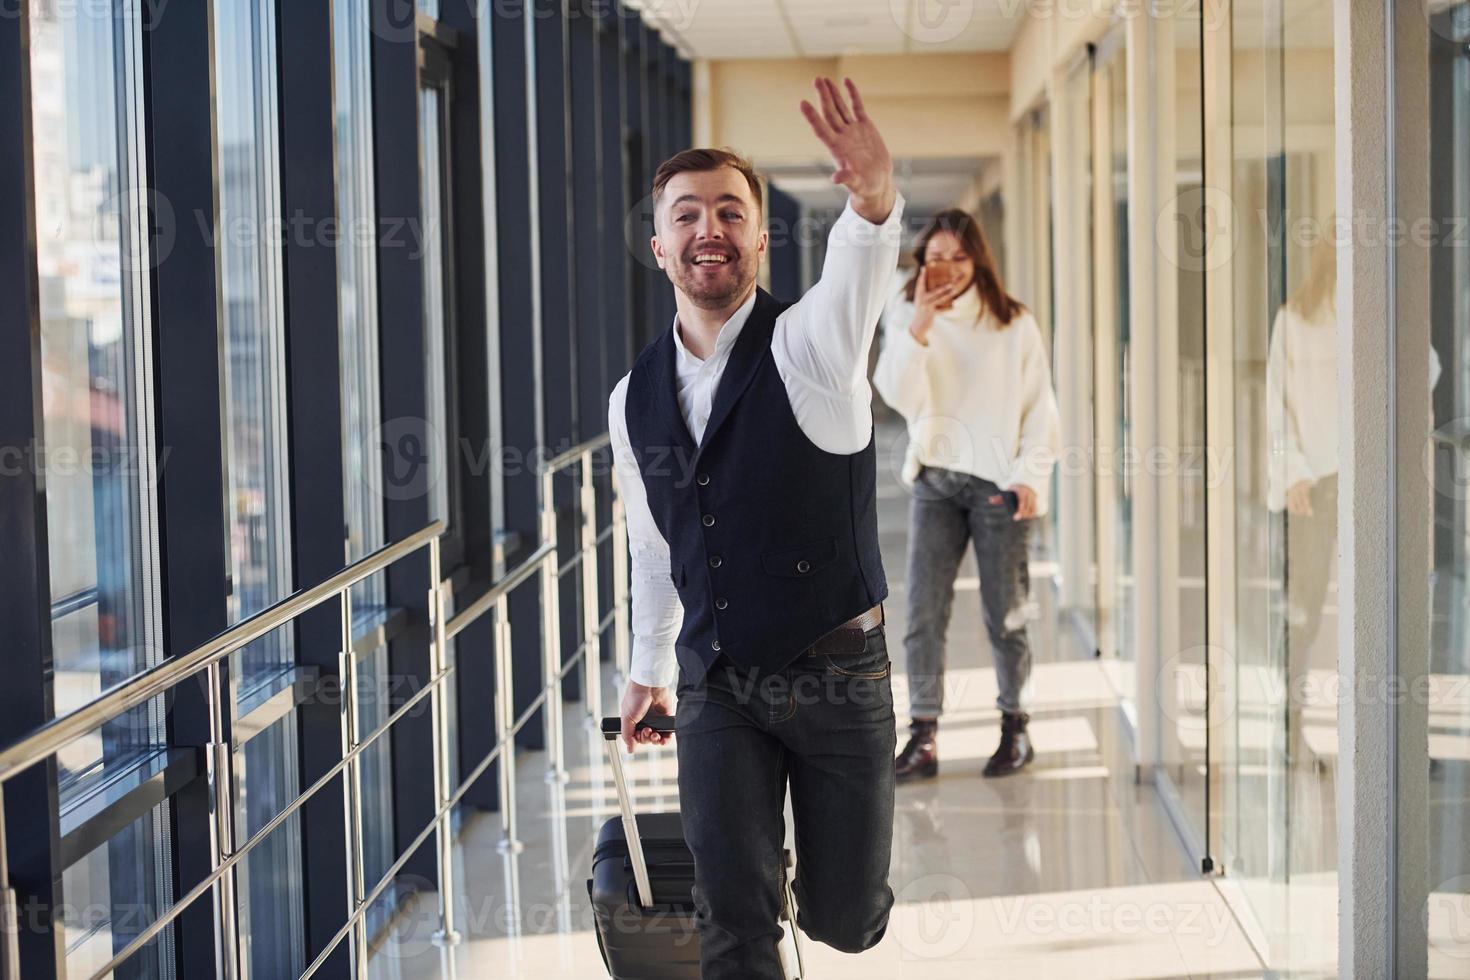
[872,284,1062,515]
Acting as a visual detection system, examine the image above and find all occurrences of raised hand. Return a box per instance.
[799,77,896,225]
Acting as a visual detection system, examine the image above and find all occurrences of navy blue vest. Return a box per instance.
[624,288,888,683]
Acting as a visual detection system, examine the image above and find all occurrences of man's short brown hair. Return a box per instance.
[652,148,763,214]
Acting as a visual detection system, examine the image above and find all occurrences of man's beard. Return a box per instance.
[672,248,756,308]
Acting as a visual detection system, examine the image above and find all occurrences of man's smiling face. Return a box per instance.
[651,167,768,310]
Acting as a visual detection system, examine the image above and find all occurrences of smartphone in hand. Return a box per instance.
[924,262,961,309]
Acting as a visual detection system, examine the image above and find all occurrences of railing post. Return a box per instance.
[494,594,524,855]
[427,537,462,945]
[539,468,568,783]
[204,660,241,980]
[610,468,631,684]
[580,449,603,725]
[338,589,369,979]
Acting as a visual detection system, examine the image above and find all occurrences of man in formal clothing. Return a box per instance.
[609,77,902,978]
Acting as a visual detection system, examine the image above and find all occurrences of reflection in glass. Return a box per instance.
[421,85,452,526]
[33,0,161,785]
[214,0,292,686]
[234,707,306,976]
[62,804,174,979]
[1223,0,1340,970]
[213,0,306,970]
[335,0,387,609]
[334,0,397,944]
[31,3,174,975]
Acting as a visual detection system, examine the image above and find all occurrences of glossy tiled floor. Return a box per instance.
[368,424,1268,980]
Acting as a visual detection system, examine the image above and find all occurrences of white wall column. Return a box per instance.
[1334,0,1431,974]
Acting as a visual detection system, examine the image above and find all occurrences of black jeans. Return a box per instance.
[674,624,897,978]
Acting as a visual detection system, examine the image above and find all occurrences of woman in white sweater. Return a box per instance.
[874,208,1061,780]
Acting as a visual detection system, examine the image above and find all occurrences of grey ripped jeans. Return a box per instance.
[902,465,1033,718]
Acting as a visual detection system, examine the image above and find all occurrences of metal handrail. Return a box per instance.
[0,430,632,980]
[443,540,554,641]
[540,431,610,474]
[0,520,446,783]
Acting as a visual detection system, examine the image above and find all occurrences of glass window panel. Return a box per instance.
[356,640,399,941]
[214,0,293,697]
[61,801,174,979]
[32,0,167,802]
[335,0,387,613]
[212,4,305,971]
[234,706,306,977]
[1421,0,1470,967]
[334,4,397,945]
[1092,40,1134,710]
[1058,60,1097,637]
[1170,4,1210,850]
[420,85,452,527]
[1222,0,1339,971]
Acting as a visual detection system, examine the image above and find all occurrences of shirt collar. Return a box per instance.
[671,288,759,367]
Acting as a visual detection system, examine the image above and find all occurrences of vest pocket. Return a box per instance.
[672,561,686,588]
[760,536,838,578]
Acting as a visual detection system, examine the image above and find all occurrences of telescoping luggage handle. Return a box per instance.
[600,714,676,910]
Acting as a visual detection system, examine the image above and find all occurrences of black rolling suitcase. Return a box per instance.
[589,714,805,979]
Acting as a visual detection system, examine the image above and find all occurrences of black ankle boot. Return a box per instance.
[895,719,939,782]
[983,711,1035,777]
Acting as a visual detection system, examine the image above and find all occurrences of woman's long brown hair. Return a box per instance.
[1286,230,1336,321]
[903,208,1025,327]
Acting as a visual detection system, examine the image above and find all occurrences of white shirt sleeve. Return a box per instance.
[771,193,906,455]
[872,293,931,422]
[608,377,681,689]
[1006,314,1063,500]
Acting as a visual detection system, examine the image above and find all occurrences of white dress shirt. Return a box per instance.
[872,286,1062,513]
[608,194,906,688]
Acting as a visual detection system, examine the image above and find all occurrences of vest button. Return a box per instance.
[796,559,811,574]
[711,639,721,651]
[709,556,722,568]
[702,514,715,527]
[715,597,728,610]
[696,472,710,486]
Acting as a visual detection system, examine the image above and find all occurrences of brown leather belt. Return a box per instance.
[806,603,884,656]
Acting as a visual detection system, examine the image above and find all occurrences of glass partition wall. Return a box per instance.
[1041,5,1342,969]
[1418,0,1470,969]
[1029,0,1462,972]
[1054,56,1099,645]
[1092,30,1136,715]
[1211,0,1340,971]
[1164,5,1211,856]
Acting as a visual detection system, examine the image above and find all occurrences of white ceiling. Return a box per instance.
[633,0,1027,60]
[766,156,992,217]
